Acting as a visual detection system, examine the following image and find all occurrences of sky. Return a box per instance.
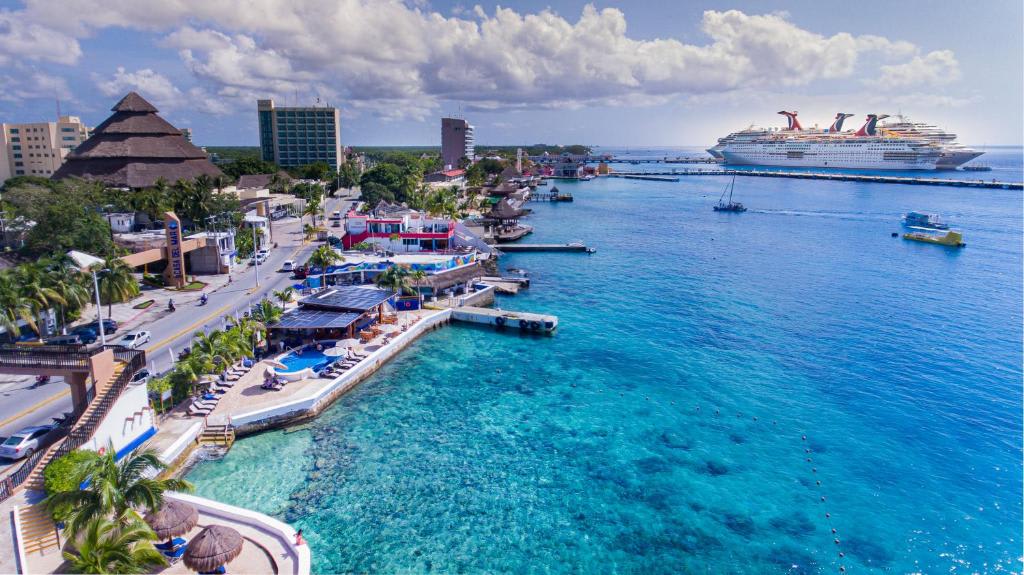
[1,0,1021,147]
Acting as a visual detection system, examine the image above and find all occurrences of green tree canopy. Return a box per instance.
[222,156,279,178]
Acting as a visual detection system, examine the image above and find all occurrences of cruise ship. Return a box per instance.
[709,111,979,170]
[878,115,983,169]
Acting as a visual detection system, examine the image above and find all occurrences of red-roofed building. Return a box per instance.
[423,168,466,185]
[343,210,456,252]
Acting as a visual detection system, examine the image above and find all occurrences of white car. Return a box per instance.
[117,331,151,349]
[281,260,295,272]
[249,250,269,266]
[0,425,56,460]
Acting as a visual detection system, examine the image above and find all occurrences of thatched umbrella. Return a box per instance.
[183,525,244,573]
[144,499,198,543]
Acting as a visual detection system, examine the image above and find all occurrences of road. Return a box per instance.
[0,193,348,473]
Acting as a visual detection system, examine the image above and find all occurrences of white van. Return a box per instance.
[281,260,295,272]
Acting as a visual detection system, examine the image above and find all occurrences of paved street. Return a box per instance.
[0,193,349,475]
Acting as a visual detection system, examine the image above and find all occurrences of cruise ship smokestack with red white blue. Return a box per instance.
[854,114,890,137]
[777,111,803,130]
[828,113,855,132]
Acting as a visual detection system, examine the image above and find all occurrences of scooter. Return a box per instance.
[199,293,208,306]
[168,300,176,312]
[35,374,50,385]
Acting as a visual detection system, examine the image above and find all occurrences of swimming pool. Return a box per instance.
[277,347,332,373]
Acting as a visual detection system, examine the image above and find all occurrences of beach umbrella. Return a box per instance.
[183,525,244,573]
[144,499,198,542]
[322,346,347,357]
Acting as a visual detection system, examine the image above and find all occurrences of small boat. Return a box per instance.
[961,164,992,172]
[903,230,965,247]
[902,211,949,230]
[713,175,747,212]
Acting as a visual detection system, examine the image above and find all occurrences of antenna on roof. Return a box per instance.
[56,96,61,121]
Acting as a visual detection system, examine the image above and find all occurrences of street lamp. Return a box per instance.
[252,224,260,287]
[90,267,110,346]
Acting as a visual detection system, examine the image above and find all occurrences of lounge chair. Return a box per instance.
[163,544,187,563]
[155,538,185,551]
[188,404,214,417]
[199,566,226,575]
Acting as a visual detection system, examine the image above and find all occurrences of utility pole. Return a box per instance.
[252,224,261,287]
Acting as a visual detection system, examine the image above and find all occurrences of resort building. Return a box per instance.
[554,155,583,178]
[0,115,89,184]
[51,92,222,189]
[441,117,474,169]
[423,168,466,186]
[304,252,484,300]
[342,208,456,252]
[258,99,342,171]
[269,285,397,344]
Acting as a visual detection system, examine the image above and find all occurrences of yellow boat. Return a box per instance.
[903,230,965,247]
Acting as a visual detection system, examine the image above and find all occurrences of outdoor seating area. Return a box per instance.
[187,359,255,417]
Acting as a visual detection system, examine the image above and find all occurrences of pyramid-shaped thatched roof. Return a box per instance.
[52,92,222,189]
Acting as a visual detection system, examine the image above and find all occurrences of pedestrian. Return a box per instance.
[295,529,305,546]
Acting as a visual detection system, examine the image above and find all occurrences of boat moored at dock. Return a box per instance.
[902,212,949,230]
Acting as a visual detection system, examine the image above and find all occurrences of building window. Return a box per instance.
[15,170,24,175]
[403,238,418,246]
[10,137,19,142]
[61,127,75,132]
[12,153,21,158]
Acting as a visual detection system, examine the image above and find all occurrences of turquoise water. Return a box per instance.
[279,348,330,373]
[188,148,1023,573]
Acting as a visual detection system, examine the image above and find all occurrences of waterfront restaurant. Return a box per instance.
[268,286,396,345]
[341,208,455,252]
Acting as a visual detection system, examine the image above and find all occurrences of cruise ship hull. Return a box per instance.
[721,149,939,170]
[936,149,984,169]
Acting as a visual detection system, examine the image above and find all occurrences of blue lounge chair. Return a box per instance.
[155,537,185,551]
[162,543,187,563]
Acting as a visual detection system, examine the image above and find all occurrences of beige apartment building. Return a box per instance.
[0,116,90,184]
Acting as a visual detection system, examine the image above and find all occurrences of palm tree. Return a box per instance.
[409,270,427,303]
[14,262,66,339]
[375,266,413,296]
[273,288,294,307]
[251,300,282,325]
[0,273,35,339]
[44,446,192,537]
[45,260,90,334]
[63,514,167,574]
[309,245,343,290]
[97,259,140,318]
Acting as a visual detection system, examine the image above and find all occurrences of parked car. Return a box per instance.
[249,250,269,266]
[281,260,295,272]
[117,330,151,349]
[293,265,308,279]
[0,425,56,460]
[69,327,100,344]
[80,319,119,334]
[330,210,342,220]
[129,368,151,385]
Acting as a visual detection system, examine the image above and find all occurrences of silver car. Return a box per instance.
[0,425,56,460]
[117,330,151,349]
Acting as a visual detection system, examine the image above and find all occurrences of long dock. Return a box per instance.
[495,243,592,252]
[452,306,558,333]
[608,174,681,182]
[605,169,1023,190]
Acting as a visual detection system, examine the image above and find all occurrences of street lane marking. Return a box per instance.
[0,388,70,429]
[145,301,234,353]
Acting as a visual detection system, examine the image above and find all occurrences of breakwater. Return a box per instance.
[607,169,1023,189]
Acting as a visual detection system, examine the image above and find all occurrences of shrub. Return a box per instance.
[43,450,96,519]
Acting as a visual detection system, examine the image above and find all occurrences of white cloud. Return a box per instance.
[0,70,73,102]
[5,2,965,118]
[93,66,230,115]
[0,9,82,65]
[878,50,960,88]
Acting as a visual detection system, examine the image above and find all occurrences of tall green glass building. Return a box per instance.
[257,99,342,171]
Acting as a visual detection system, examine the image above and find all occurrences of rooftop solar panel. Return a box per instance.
[298,286,395,312]
[272,309,362,329]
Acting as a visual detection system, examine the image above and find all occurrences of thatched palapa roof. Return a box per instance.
[52,92,222,189]
[144,499,198,540]
[182,525,244,573]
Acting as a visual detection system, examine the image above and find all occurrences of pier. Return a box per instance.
[495,243,593,253]
[607,174,681,182]
[604,169,1023,190]
[452,306,558,333]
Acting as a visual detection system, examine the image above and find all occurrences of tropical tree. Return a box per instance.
[14,262,66,338]
[375,266,414,296]
[44,259,90,333]
[309,245,343,289]
[251,300,282,325]
[273,287,295,307]
[44,446,192,537]
[409,270,427,303]
[62,514,167,574]
[97,259,140,317]
[0,273,35,339]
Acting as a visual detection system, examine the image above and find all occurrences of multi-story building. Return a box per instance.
[179,128,193,143]
[0,116,89,184]
[441,117,474,169]
[258,99,342,171]
[342,208,456,252]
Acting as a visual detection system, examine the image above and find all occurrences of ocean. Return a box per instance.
[187,147,1023,574]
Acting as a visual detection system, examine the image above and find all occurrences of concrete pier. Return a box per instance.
[495,243,592,252]
[452,306,558,333]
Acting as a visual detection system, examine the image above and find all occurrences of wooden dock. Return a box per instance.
[607,174,681,182]
[494,243,592,253]
[604,169,1023,190]
[452,306,558,333]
